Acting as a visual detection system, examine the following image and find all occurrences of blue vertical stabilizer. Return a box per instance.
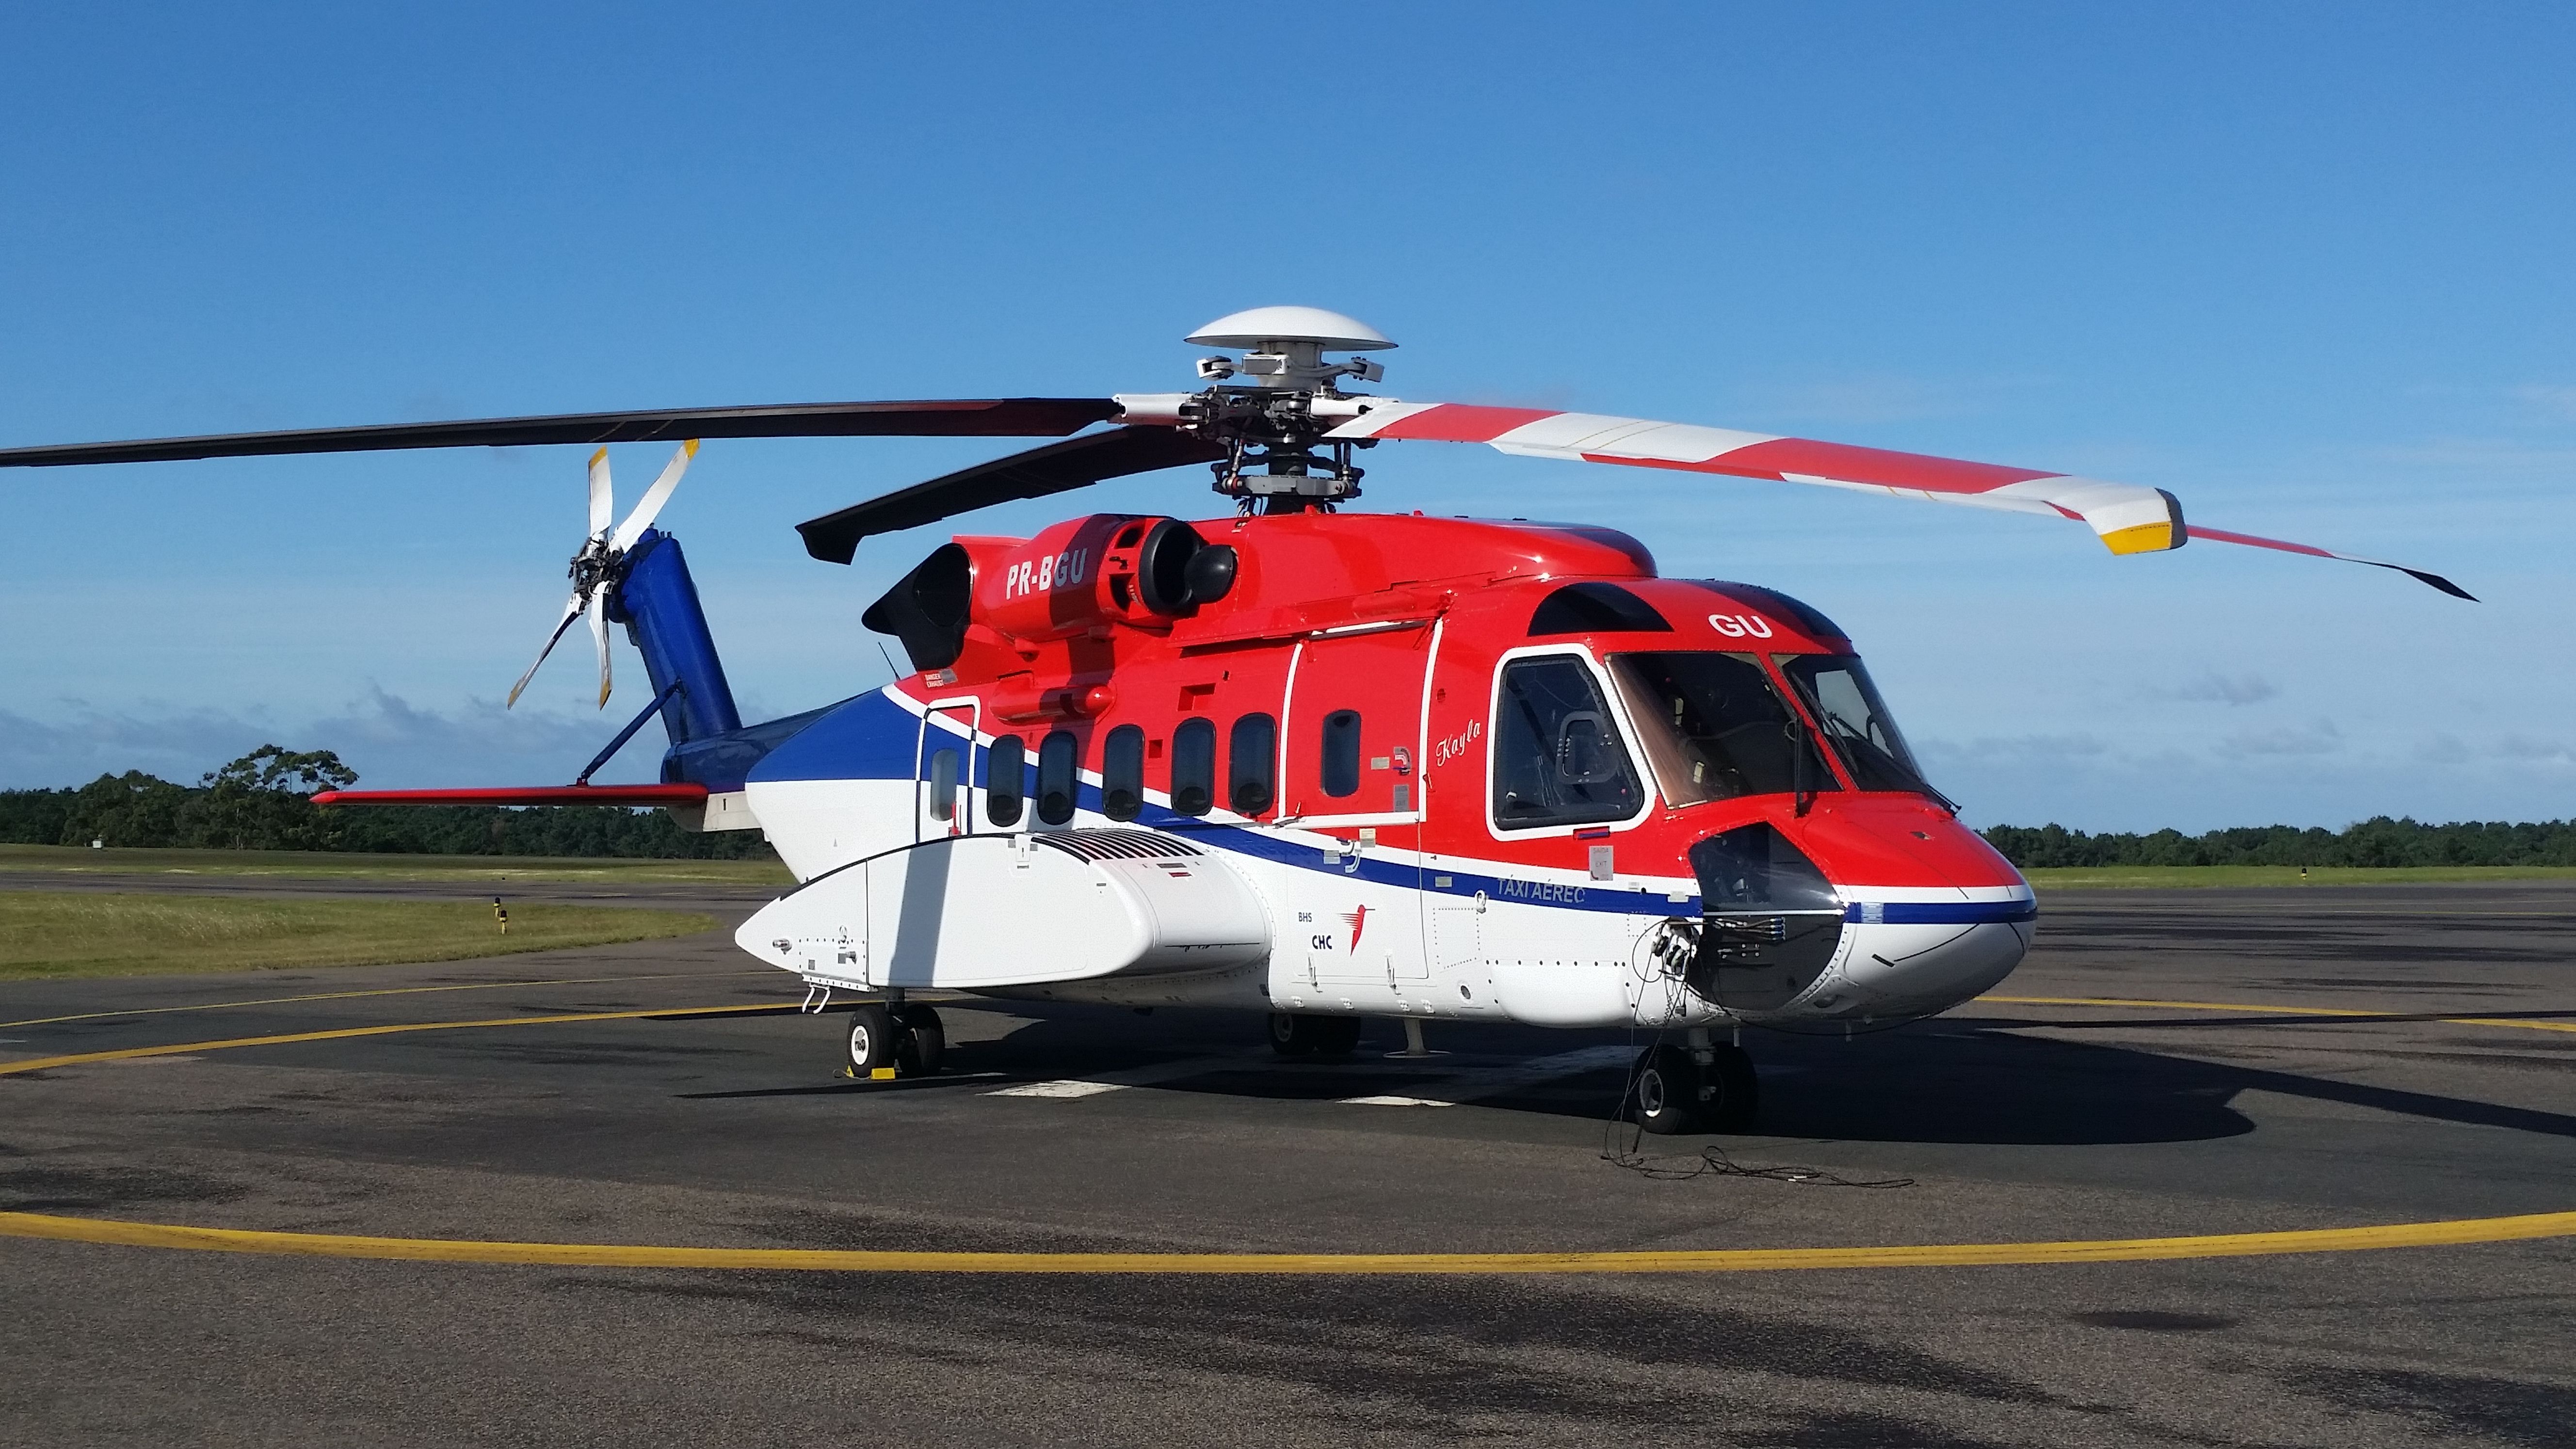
[608,530,742,745]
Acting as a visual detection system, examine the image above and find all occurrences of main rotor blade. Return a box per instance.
[587,448,615,538]
[507,595,588,708]
[611,439,697,550]
[2184,525,2475,600]
[1329,402,2471,598]
[0,399,1122,468]
[796,425,1228,564]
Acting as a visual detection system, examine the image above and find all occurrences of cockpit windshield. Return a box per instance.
[1608,652,1840,805]
[1776,654,1939,797]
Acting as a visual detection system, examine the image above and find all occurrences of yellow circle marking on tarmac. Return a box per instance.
[3,991,2573,1273]
[0,970,778,1031]
[0,1003,786,1076]
[0,1208,2570,1275]
[1980,995,2576,1034]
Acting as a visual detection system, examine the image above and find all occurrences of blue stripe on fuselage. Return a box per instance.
[747,689,2034,923]
[1841,899,2038,925]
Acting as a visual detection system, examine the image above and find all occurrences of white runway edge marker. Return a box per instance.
[1339,1044,1635,1108]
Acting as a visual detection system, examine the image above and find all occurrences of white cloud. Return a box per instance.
[1917,733,2109,762]
[2496,734,2576,763]
[0,689,660,791]
[2153,669,2278,706]
[2510,385,2576,423]
[2415,733,2472,764]
[2215,719,2342,758]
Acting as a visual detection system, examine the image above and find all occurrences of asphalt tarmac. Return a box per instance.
[2,878,2571,1447]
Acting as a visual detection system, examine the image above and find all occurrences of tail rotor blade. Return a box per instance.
[507,594,588,708]
[611,439,698,550]
[587,448,615,539]
[588,590,612,708]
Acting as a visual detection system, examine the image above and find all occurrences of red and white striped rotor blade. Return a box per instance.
[1325,402,2469,598]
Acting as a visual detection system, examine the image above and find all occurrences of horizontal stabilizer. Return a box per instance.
[311,785,710,808]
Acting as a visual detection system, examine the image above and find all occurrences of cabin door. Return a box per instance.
[915,698,980,843]
[1280,621,1439,990]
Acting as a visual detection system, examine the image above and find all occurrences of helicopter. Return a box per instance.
[0,306,2469,1133]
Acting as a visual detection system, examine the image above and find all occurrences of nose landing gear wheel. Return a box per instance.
[1632,1045,1703,1134]
[1632,1043,1762,1134]
[1706,1042,1760,1131]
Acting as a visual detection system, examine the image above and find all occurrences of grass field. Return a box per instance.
[0,890,718,981]
[0,843,793,886]
[2025,864,2576,889]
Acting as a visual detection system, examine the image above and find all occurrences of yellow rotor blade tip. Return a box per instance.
[2100,521,2178,556]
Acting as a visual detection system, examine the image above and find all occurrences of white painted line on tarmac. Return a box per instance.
[987,1044,1636,1109]
[988,1079,1128,1099]
[1337,1044,1634,1107]
[985,1053,1246,1099]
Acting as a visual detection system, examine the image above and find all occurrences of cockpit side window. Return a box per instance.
[1776,654,1939,798]
[1608,652,1840,805]
[1490,655,1644,830]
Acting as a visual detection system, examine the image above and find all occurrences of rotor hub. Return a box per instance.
[1174,307,1394,509]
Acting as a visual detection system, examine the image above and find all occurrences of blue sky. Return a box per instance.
[3,2,2569,831]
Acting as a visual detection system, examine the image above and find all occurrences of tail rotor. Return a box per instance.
[505,440,701,709]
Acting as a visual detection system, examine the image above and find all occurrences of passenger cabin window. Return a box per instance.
[1228,713,1276,816]
[1037,729,1079,825]
[1320,709,1362,798]
[927,747,960,821]
[1170,718,1216,817]
[1608,652,1840,805]
[985,735,1025,827]
[1491,656,1644,829]
[1778,654,1939,797]
[1101,724,1145,822]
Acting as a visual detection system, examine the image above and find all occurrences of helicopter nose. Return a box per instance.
[1683,801,2036,1025]
[1806,917,2032,1021]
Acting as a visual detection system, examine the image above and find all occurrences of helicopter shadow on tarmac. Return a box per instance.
[678,1004,2576,1150]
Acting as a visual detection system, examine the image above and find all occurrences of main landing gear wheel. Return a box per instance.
[1632,1043,1762,1134]
[1269,1012,1363,1060]
[846,1003,898,1077]
[896,1003,946,1077]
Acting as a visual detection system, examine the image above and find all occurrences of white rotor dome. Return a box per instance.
[1186,306,1394,351]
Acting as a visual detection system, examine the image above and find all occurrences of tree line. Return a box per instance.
[4,746,2568,868]
[1977,818,2576,869]
[0,746,772,860]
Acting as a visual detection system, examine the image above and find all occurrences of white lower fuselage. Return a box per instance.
[729,692,2033,1032]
